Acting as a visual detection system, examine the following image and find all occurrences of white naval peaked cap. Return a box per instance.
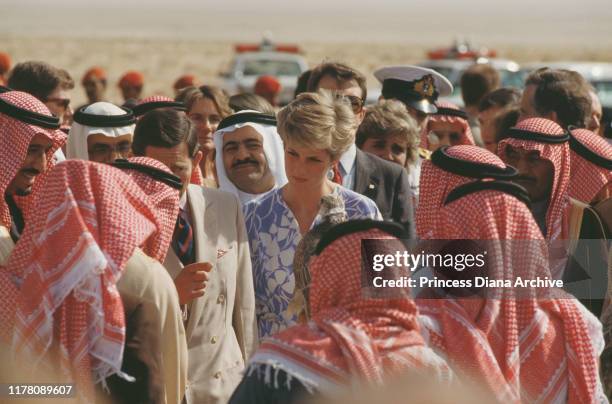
[374,65,453,97]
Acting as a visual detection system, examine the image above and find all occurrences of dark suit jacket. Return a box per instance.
[353,149,415,237]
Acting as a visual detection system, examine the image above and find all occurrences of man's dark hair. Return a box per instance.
[478,87,521,112]
[229,93,275,114]
[525,68,592,128]
[132,109,199,157]
[494,107,520,144]
[294,69,312,98]
[8,61,68,101]
[460,64,500,107]
[307,62,367,101]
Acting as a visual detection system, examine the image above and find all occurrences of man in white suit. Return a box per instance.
[132,108,258,404]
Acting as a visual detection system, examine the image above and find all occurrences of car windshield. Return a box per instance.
[242,59,302,76]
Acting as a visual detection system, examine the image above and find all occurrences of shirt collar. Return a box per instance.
[179,191,188,210]
[339,143,357,173]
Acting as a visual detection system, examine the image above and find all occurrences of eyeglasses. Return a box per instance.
[45,97,71,110]
[88,142,132,160]
[335,94,364,114]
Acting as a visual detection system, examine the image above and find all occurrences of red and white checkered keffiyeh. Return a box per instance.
[498,118,571,241]
[416,146,601,403]
[421,101,475,149]
[0,91,65,229]
[137,95,174,105]
[5,160,161,400]
[250,229,451,392]
[567,128,612,204]
[121,156,180,262]
[416,145,508,238]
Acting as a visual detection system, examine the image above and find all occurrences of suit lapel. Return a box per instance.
[184,185,218,340]
[353,149,370,194]
[354,149,379,199]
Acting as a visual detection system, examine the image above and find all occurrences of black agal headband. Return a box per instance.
[431,146,518,179]
[74,105,136,127]
[445,180,531,208]
[315,219,408,256]
[506,127,570,144]
[132,101,187,118]
[0,97,60,129]
[433,106,468,120]
[568,132,612,170]
[217,112,277,131]
[112,159,182,190]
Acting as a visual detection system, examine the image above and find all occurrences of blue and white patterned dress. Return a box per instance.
[243,186,381,338]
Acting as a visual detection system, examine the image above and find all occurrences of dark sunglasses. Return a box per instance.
[45,97,71,110]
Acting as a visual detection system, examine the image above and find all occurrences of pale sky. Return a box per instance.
[2,0,611,46]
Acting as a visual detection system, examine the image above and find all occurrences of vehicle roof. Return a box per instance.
[232,51,308,63]
[418,58,520,71]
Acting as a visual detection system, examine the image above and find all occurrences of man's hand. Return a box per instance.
[174,262,213,305]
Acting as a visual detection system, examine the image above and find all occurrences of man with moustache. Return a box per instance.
[498,118,569,239]
[0,91,65,359]
[308,63,415,232]
[498,117,574,280]
[0,91,65,247]
[214,110,287,204]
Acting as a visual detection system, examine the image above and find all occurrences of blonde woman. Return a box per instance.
[243,90,381,338]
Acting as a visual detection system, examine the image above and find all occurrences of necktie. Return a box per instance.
[330,162,343,185]
[173,207,195,266]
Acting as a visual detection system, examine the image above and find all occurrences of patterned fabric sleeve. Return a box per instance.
[340,188,383,221]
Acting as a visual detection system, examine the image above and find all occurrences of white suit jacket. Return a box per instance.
[163,184,257,404]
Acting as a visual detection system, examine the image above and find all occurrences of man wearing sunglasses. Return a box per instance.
[7,61,74,130]
[307,62,414,235]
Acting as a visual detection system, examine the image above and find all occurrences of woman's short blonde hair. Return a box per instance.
[277,90,356,160]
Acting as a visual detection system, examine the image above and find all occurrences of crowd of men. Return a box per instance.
[0,52,610,404]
